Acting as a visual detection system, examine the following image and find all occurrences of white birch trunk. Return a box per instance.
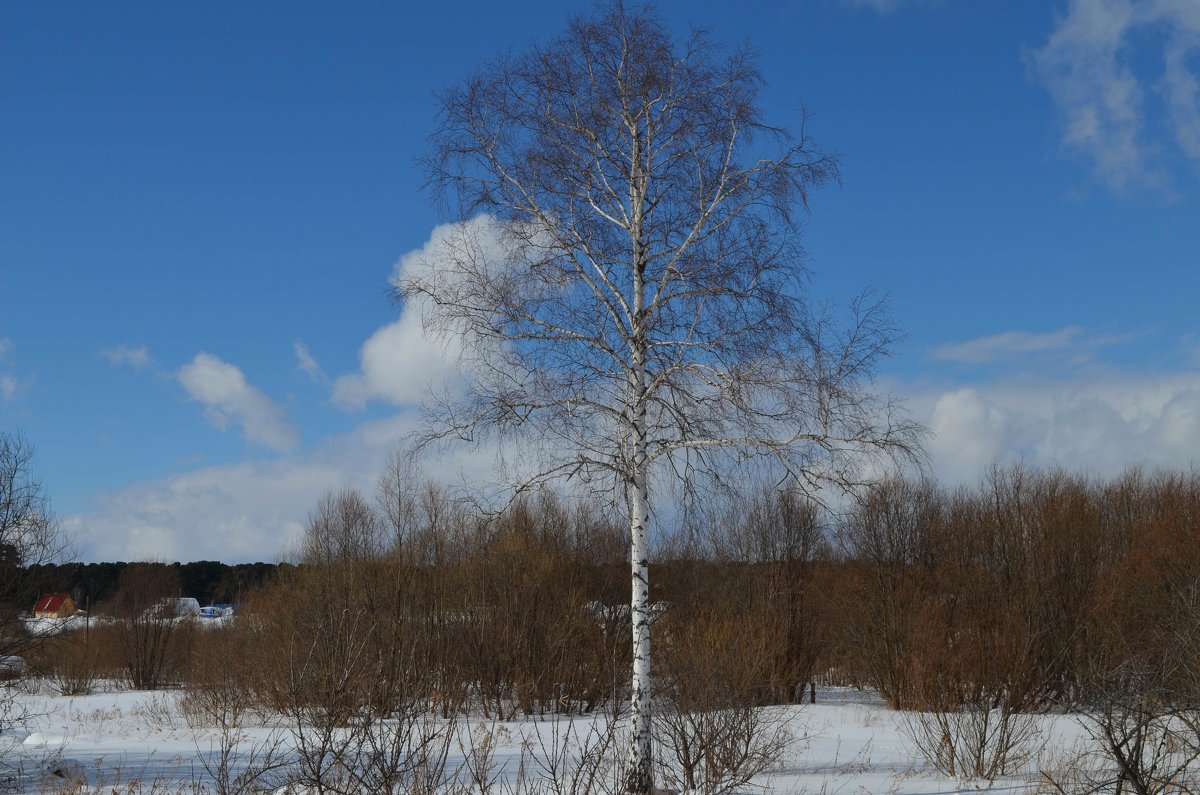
[627,453,652,793]
[626,124,653,792]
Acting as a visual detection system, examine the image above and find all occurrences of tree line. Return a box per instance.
[16,560,284,612]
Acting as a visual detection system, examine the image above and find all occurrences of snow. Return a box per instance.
[0,685,1097,794]
[20,613,235,642]
[20,614,90,637]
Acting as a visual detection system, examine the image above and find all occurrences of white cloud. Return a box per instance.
[102,343,154,371]
[1161,0,1200,160]
[933,326,1087,363]
[62,436,369,563]
[178,353,299,453]
[927,387,1037,476]
[333,315,457,409]
[332,217,504,410]
[1031,0,1200,193]
[62,412,499,563]
[914,370,1200,484]
[930,325,1128,366]
[0,337,11,360]
[293,340,326,383]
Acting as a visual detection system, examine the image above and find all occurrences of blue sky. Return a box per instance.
[3,0,1199,562]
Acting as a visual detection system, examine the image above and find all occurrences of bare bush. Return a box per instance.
[110,563,194,690]
[835,478,942,709]
[181,672,290,795]
[456,494,627,719]
[1042,656,1200,795]
[259,489,459,795]
[512,716,628,795]
[190,730,290,795]
[654,703,793,795]
[46,634,99,696]
[653,606,797,794]
[901,701,1043,782]
[707,486,830,705]
[280,626,457,795]
[898,583,1045,780]
[181,628,260,732]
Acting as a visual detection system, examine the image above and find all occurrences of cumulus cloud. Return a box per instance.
[928,387,1036,476]
[332,315,456,409]
[177,353,299,452]
[293,340,326,383]
[62,412,500,562]
[332,217,506,410]
[1031,0,1200,193]
[63,440,368,563]
[915,370,1200,484]
[102,343,155,371]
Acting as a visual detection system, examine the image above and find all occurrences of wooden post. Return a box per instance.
[809,682,816,704]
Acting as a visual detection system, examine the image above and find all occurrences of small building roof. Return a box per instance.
[34,593,72,613]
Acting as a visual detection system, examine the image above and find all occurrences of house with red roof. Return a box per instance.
[33,592,76,618]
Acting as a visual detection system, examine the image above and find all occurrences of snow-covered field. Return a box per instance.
[0,684,1101,794]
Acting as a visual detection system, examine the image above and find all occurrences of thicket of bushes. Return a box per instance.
[20,465,1200,719]
[833,468,1200,785]
[835,467,1200,713]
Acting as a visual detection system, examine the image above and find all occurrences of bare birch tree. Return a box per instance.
[405,4,921,791]
[1,432,74,787]
[1,431,70,660]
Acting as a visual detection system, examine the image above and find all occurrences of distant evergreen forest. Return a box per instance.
[18,561,287,611]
